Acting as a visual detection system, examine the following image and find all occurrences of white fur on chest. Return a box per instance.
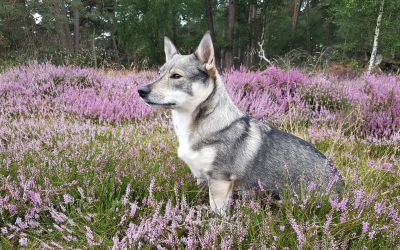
[172,111,215,179]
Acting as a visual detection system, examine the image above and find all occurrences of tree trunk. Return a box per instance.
[53,0,73,51]
[204,0,215,41]
[325,20,334,46]
[72,0,81,52]
[92,28,97,68]
[224,0,235,69]
[262,0,271,63]
[368,0,385,74]
[109,0,119,62]
[111,29,119,61]
[61,0,73,51]
[246,2,256,67]
[204,0,219,67]
[306,0,311,53]
[291,0,303,32]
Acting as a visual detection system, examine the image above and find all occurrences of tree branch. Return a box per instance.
[257,28,273,65]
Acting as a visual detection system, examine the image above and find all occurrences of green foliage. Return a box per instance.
[115,0,206,67]
[0,0,399,69]
[350,58,364,73]
[333,0,400,59]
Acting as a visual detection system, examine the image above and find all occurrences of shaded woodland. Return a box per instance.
[1,0,399,71]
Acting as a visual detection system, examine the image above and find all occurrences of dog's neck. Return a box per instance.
[171,72,243,143]
[191,75,219,127]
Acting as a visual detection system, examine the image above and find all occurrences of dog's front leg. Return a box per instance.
[196,178,206,185]
[208,179,234,213]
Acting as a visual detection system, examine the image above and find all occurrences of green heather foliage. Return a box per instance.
[0,63,399,248]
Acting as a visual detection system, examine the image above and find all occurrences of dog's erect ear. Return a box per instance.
[195,32,216,77]
[164,37,178,62]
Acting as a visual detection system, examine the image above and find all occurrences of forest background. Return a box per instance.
[1,0,400,72]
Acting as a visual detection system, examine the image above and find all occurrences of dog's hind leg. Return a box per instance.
[208,179,234,213]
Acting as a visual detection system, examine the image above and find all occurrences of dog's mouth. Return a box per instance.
[146,101,176,108]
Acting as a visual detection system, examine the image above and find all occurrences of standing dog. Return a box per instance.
[138,32,341,212]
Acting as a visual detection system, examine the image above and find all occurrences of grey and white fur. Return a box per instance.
[138,32,341,212]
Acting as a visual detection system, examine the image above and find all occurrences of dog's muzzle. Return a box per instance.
[138,85,151,98]
[138,84,176,108]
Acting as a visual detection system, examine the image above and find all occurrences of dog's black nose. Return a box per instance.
[138,85,151,98]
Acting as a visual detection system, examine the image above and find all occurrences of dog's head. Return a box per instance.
[138,32,217,111]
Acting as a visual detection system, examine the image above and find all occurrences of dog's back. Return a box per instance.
[245,121,335,191]
[195,116,337,193]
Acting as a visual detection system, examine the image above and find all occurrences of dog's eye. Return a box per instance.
[170,73,182,79]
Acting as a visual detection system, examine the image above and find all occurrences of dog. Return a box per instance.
[138,32,342,212]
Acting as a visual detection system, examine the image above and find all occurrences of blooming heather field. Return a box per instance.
[1,62,399,249]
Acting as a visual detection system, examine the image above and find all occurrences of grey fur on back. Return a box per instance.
[191,74,337,193]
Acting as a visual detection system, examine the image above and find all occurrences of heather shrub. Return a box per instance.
[2,62,399,138]
[300,76,351,112]
[0,62,154,120]
[223,66,400,138]
[224,66,305,120]
[359,74,400,137]
[0,63,399,248]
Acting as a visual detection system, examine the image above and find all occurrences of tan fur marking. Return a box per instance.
[206,59,217,79]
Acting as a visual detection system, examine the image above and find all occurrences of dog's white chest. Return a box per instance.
[172,111,215,179]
